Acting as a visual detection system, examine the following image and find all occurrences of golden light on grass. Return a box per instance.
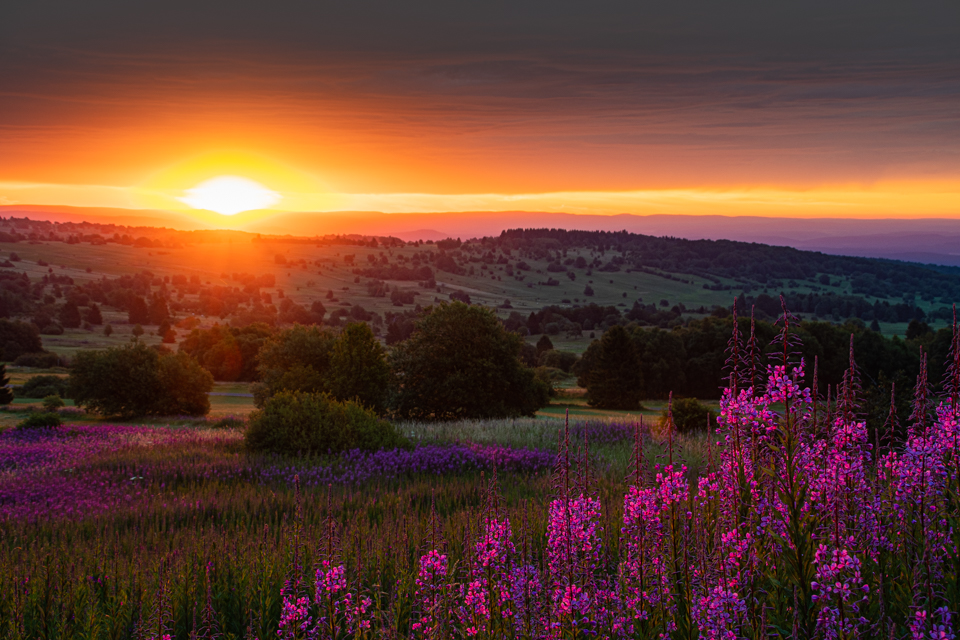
[178,176,280,215]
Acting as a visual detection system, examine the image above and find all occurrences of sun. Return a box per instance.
[177,176,280,215]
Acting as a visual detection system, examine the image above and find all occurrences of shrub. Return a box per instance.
[17,412,63,430]
[246,391,406,454]
[17,375,70,398]
[538,349,579,373]
[41,324,64,336]
[210,415,246,429]
[664,397,717,434]
[42,395,65,411]
[14,352,61,368]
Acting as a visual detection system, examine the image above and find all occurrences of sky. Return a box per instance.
[1,1,959,227]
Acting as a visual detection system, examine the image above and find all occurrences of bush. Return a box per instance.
[42,395,64,411]
[246,391,407,454]
[40,324,64,336]
[17,374,70,398]
[210,416,246,429]
[13,352,61,368]
[664,397,717,434]
[538,349,579,373]
[17,412,63,430]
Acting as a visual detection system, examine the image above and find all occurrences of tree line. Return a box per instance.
[63,302,550,421]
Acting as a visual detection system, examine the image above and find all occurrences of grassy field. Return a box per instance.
[1,238,946,365]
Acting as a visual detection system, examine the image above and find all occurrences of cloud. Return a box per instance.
[0,1,957,194]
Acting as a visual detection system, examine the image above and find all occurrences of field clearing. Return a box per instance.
[3,358,957,637]
[2,238,949,366]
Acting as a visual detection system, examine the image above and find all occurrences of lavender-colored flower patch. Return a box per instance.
[0,424,552,522]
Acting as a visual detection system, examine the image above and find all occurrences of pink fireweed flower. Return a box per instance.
[509,563,543,638]
[910,607,956,640]
[458,515,517,635]
[811,545,870,640]
[277,595,312,639]
[315,561,347,598]
[691,583,747,640]
[546,493,605,632]
[413,550,449,637]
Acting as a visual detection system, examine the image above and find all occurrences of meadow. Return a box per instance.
[2,332,959,638]
[0,412,703,639]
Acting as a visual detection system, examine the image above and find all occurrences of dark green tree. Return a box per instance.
[70,343,163,417]
[148,295,170,325]
[252,324,337,406]
[83,303,103,325]
[0,363,13,404]
[390,302,550,420]
[0,319,43,361]
[586,325,643,409]
[127,296,150,325]
[70,342,212,417]
[535,334,554,355]
[327,322,390,413]
[156,352,213,415]
[58,301,82,329]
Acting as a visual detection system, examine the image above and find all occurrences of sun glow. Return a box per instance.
[177,176,280,215]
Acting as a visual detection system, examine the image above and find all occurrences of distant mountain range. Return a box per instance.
[3,204,960,266]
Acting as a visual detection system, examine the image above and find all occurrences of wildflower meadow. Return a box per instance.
[2,303,960,639]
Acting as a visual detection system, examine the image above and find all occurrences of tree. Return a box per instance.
[148,295,170,324]
[585,325,643,410]
[536,334,554,355]
[326,322,390,413]
[0,319,43,361]
[156,352,213,415]
[0,363,13,404]
[59,301,82,329]
[83,303,103,325]
[70,343,212,418]
[71,343,163,417]
[390,302,550,420]
[253,324,337,406]
[128,296,150,324]
[103,324,113,337]
[179,323,273,382]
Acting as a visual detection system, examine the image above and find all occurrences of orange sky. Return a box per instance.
[1,2,958,227]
